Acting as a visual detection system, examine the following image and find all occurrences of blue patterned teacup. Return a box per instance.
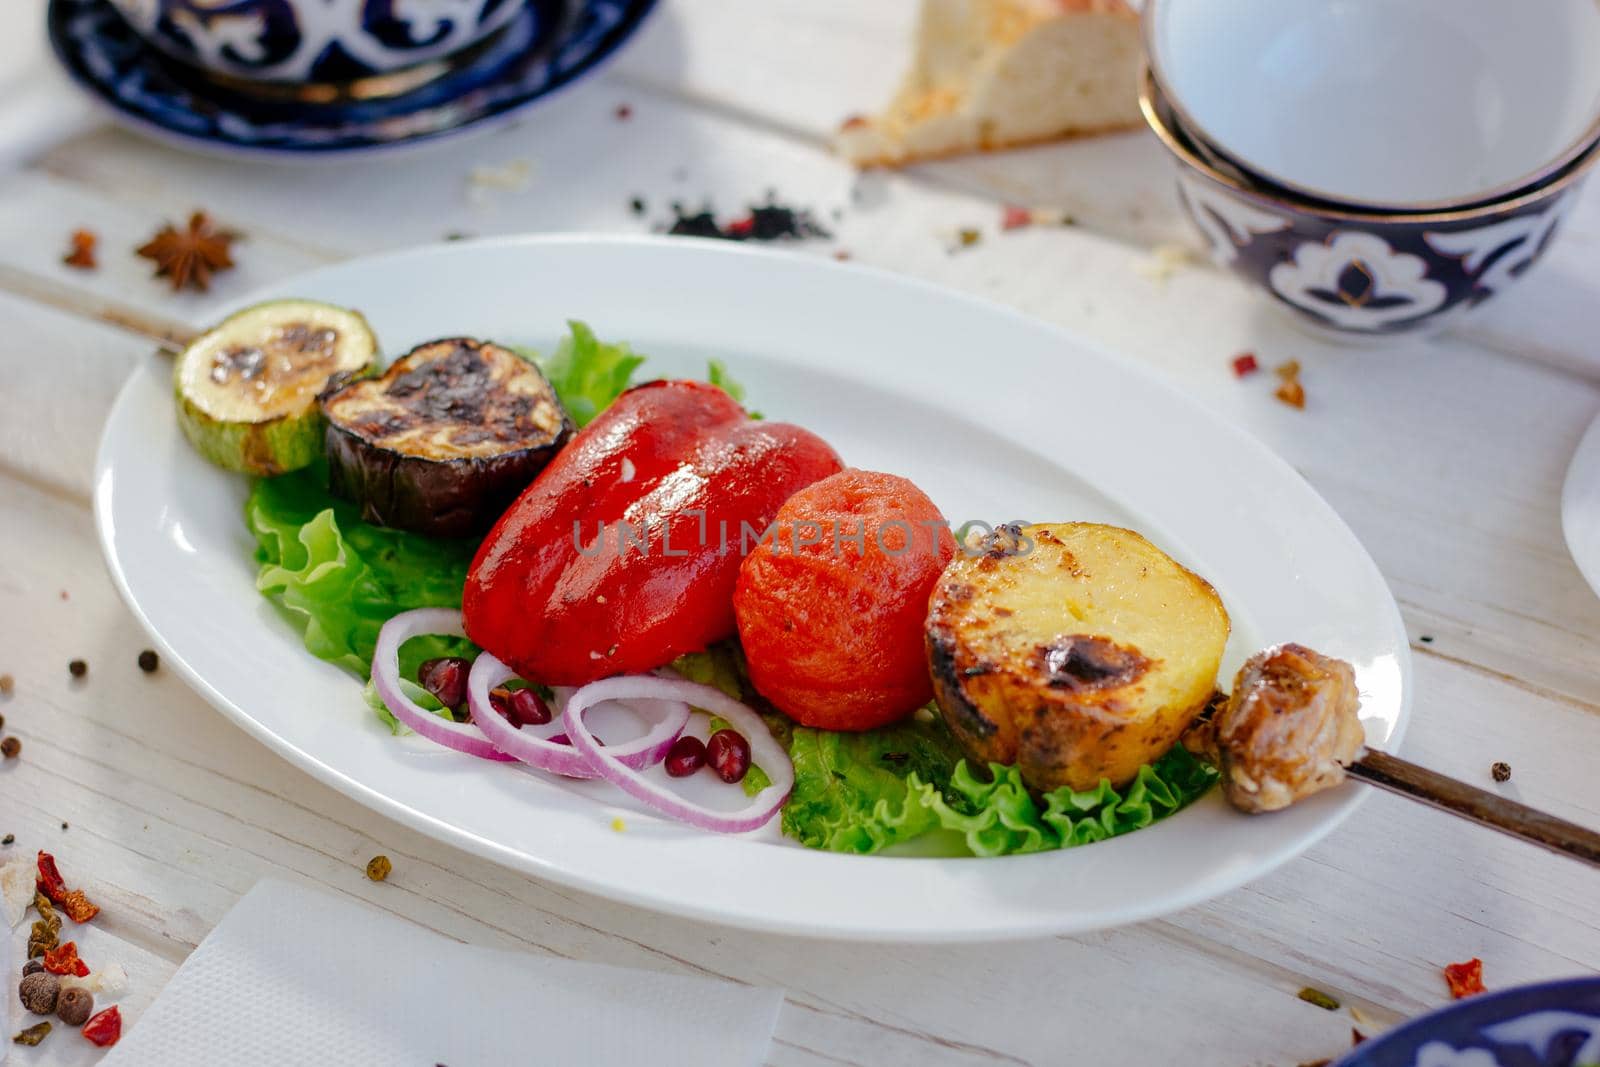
[106,0,530,84]
[1141,68,1600,336]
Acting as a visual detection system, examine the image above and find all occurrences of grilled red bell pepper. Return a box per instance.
[464,380,843,685]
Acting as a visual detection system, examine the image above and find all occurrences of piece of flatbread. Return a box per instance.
[836,0,1142,167]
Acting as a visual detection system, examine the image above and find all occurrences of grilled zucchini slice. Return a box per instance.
[174,300,377,475]
[322,337,573,538]
[926,522,1230,791]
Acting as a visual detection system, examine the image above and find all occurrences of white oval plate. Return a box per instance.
[1561,411,1600,601]
[95,236,1409,941]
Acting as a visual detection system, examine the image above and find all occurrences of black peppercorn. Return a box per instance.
[2,834,13,845]
[137,650,159,673]
[56,986,93,1026]
[19,971,59,1014]
[68,660,87,679]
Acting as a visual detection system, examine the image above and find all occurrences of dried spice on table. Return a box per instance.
[1,737,17,760]
[63,229,97,270]
[25,919,56,959]
[1491,761,1511,782]
[136,211,238,293]
[68,658,87,679]
[365,855,392,882]
[57,986,94,1026]
[36,851,101,922]
[81,1005,121,1047]
[1274,359,1307,409]
[12,1020,51,1046]
[1298,986,1341,1011]
[42,941,89,978]
[0,672,12,694]
[659,197,831,243]
[1001,204,1033,231]
[1444,958,1486,999]
[1231,352,1259,378]
[138,649,160,673]
[19,970,60,1013]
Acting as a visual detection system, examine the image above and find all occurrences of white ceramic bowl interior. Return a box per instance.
[1149,0,1600,208]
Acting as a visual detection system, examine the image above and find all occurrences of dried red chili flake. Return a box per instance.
[1001,204,1033,231]
[1444,958,1486,999]
[42,940,89,977]
[36,851,100,923]
[723,216,755,238]
[1231,352,1259,378]
[82,1005,121,1047]
[615,103,632,121]
[63,229,97,270]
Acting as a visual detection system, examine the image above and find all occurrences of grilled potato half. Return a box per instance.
[926,522,1229,792]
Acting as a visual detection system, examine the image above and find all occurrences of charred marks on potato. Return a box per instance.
[1034,635,1148,691]
[927,628,999,739]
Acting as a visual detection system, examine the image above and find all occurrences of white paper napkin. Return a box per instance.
[99,880,782,1067]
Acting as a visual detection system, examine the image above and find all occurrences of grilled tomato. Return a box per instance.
[927,522,1229,791]
[735,469,956,731]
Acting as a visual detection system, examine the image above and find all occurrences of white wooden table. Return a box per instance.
[3,2,1600,1063]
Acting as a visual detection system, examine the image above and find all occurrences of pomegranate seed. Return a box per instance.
[665,736,706,777]
[508,688,551,726]
[706,729,751,783]
[418,657,469,711]
[489,686,553,727]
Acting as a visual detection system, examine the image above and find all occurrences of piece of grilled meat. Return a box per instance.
[1208,643,1365,813]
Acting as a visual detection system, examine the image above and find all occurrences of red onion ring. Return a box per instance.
[372,608,513,761]
[467,652,690,778]
[563,676,794,833]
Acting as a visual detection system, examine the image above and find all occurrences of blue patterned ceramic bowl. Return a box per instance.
[104,0,530,83]
[1336,977,1600,1067]
[1141,68,1600,337]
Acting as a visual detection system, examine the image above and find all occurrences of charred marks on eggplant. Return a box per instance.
[323,338,573,538]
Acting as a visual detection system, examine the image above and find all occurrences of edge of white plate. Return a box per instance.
[92,234,1411,941]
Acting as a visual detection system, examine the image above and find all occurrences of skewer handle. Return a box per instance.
[1349,749,1600,869]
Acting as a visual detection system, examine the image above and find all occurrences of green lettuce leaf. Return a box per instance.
[780,712,960,853]
[537,320,646,427]
[781,711,1217,857]
[247,464,477,695]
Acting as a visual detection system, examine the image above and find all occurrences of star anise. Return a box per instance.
[136,211,238,293]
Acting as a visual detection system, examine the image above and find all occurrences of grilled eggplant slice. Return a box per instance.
[926,522,1230,792]
[322,338,572,537]
[174,300,377,475]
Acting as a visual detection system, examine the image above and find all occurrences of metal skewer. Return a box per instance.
[1349,749,1600,868]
